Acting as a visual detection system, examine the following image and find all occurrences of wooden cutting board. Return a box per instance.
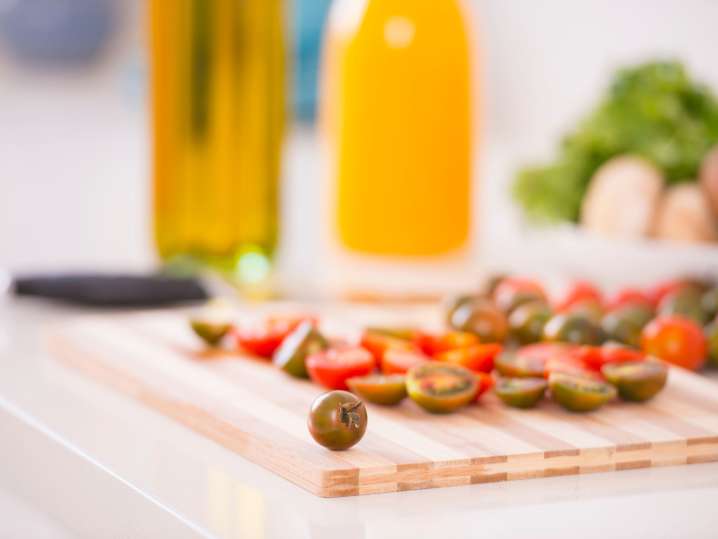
[47,309,718,498]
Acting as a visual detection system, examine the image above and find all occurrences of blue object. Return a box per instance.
[0,0,116,66]
[293,0,332,122]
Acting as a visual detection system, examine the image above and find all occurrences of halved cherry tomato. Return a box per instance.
[306,346,376,390]
[436,343,502,373]
[475,372,495,402]
[605,288,653,312]
[641,316,707,371]
[360,329,419,364]
[554,281,603,313]
[493,277,547,313]
[575,344,645,372]
[381,348,430,375]
[235,315,316,358]
[415,331,479,357]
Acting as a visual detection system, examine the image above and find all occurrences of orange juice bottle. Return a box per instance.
[321,0,473,258]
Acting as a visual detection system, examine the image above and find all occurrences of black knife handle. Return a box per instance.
[13,274,209,307]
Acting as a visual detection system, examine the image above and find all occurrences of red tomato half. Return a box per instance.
[475,372,495,402]
[437,343,502,373]
[605,288,653,312]
[554,281,603,313]
[235,315,316,358]
[416,331,479,357]
[306,346,376,390]
[641,316,707,371]
[381,348,430,375]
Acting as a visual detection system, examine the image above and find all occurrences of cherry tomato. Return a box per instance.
[306,346,376,390]
[406,362,478,413]
[448,299,508,343]
[658,287,709,325]
[381,348,430,375]
[648,279,691,307]
[605,288,653,312]
[508,300,552,344]
[542,312,604,345]
[436,343,502,373]
[190,319,232,347]
[475,372,495,401]
[415,331,479,357]
[549,372,616,412]
[495,377,547,409]
[554,281,603,313]
[273,321,328,378]
[602,358,668,402]
[308,391,367,450]
[235,315,315,358]
[360,329,419,364]
[641,316,707,371]
[493,277,547,313]
[346,374,407,405]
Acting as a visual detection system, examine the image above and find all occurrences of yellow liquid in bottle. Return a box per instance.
[150,0,285,281]
[322,0,473,257]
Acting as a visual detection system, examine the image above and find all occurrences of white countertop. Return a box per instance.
[2,296,718,539]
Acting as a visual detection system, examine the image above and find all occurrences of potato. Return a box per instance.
[581,156,663,239]
[700,145,718,217]
[654,183,717,243]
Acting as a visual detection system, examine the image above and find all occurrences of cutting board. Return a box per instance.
[47,309,718,498]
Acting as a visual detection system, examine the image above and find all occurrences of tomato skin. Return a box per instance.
[641,316,707,371]
[306,346,376,390]
[381,348,430,375]
[437,343,502,373]
[606,288,653,312]
[415,331,479,357]
[235,316,315,358]
[475,372,495,401]
[554,281,603,313]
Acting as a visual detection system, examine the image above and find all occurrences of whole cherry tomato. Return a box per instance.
[235,315,316,358]
[554,281,603,313]
[308,391,367,450]
[647,279,691,308]
[436,343,502,373]
[306,346,376,390]
[641,316,707,371]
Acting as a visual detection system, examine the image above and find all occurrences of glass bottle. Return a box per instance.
[149,0,285,286]
[320,0,475,296]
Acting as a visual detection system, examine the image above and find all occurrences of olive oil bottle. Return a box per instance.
[149,0,285,286]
